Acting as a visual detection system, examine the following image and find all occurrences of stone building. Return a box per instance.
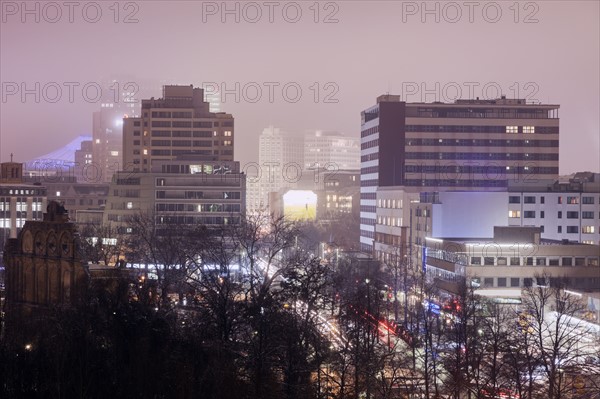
[2,201,86,341]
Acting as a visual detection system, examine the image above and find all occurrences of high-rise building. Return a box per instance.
[304,130,360,171]
[74,140,93,182]
[247,126,303,211]
[360,95,560,252]
[122,85,234,172]
[92,80,140,183]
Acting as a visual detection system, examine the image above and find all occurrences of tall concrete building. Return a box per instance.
[360,95,560,252]
[122,85,234,172]
[92,98,139,183]
[247,126,303,211]
[74,139,93,183]
[304,130,360,171]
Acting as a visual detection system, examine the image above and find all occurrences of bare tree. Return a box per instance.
[521,274,592,399]
[124,211,207,306]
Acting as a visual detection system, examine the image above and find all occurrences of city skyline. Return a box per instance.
[1,1,599,175]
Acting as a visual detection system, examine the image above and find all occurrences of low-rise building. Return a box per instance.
[103,156,246,232]
[423,226,600,299]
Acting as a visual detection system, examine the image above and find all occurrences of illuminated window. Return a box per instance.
[224,140,232,146]
[143,149,148,155]
[567,196,579,204]
[508,210,521,218]
[110,151,119,156]
[506,126,518,133]
[127,202,133,209]
[56,191,61,197]
[224,131,232,136]
[583,226,595,234]
[523,126,535,134]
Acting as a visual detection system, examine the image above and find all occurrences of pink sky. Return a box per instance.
[1,1,598,174]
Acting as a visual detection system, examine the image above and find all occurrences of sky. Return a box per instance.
[1,0,599,174]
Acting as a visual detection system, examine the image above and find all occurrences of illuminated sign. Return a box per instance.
[283,190,317,221]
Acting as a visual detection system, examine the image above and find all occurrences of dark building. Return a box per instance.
[2,201,86,342]
[2,201,135,344]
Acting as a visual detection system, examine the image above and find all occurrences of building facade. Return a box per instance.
[247,126,304,212]
[3,201,87,341]
[423,227,600,298]
[360,95,560,252]
[304,130,360,171]
[122,85,234,173]
[103,157,246,232]
[0,162,47,260]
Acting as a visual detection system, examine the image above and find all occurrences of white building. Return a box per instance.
[304,130,359,171]
[248,126,303,212]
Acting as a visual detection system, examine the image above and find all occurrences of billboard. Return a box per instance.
[283,190,317,221]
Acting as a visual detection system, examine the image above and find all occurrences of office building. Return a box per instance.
[0,161,47,258]
[304,130,360,170]
[424,226,600,299]
[103,156,246,232]
[248,126,303,211]
[122,85,234,172]
[360,95,560,252]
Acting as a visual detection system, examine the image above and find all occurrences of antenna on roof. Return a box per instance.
[10,153,14,162]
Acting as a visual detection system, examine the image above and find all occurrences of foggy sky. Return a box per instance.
[1,0,598,174]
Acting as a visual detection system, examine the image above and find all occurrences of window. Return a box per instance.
[506,126,518,133]
[483,278,494,287]
[509,210,521,218]
[558,226,562,233]
[582,196,595,204]
[567,196,579,204]
[523,126,535,134]
[537,257,546,266]
[567,226,579,234]
[509,196,521,204]
[484,257,494,265]
[558,211,562,218]
[567,211,579,219]
[540,196,545,204]
[524,196,536,204]
[540,211,545,218]
[126,202,133,209]
[510,257,520,266]
[523,278,533,287]
[549,258,559,266]
[562,257,572,266]
[558,196,563,204]
[526,257,534,266]
[497,278,507,287]
[575,257,585,266]
[471,257,481,265]
[582,211,594,219]
[524,211,536,218]
[224,131,232,137]
[510,277,520,287]
[583,226,595,234]
[497,257,507,265]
